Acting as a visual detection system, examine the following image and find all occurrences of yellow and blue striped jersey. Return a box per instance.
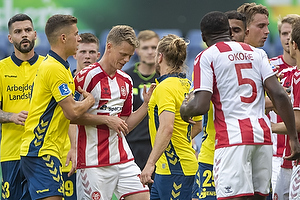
[198,102,215,165]
[0,53,44,162]
[148,73,198,176]
[20,50,74,160]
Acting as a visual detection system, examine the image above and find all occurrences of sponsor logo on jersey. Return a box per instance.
[58,83,71,96]
[4,74,17,78]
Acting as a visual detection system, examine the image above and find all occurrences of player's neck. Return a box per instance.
[296,51,300,70]
[283,51,296,67]
[98,59,116,77]
[138,62,155,76]
[14,49,35,61]
[51,46,69,61]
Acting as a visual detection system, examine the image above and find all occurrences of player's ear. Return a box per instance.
[61,33,67,43]
[293,41,298,51]
[245,28,249,36]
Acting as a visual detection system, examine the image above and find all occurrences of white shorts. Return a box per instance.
[272,156,283,196]
[214,145,272,199]
[289,163,300,200]
[76,160,149,200]
[273,167,292,200]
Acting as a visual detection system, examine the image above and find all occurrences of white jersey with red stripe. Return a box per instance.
[193,41,275,149]
[269,55,295,87]
[269,55,296,166]
[74,63,134,168]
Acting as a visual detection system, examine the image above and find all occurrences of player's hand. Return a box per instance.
[284,139,300,163]
[140,163,155,186]
[142,83,156,104]
[180,92,196,124]
[10,110,28,126]
[77,86,95,107]
[106,116,129,137]
[66,148,77,177]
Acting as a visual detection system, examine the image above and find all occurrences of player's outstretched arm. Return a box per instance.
[140,110,174,186]
[180,91,211,123]
[59,86,95,121]
[123,83,156,132]
[71,114,129,136]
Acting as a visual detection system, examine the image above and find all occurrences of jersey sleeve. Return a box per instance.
[155,83,176,115]
[193,50,214,94]
[292,71,300,109]
[74,68,92,101]
[259,49,277,82]
[46,65,72,103]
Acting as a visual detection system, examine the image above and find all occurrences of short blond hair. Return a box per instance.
[237,3,269,27]
[137,30,159,42]
[278,14,300,34]
[106,25,139,48]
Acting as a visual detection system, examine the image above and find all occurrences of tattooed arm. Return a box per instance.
[0,102,28,126]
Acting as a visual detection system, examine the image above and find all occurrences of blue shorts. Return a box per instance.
[20,155,64,199]
[150,174,194,200]
[198,162,216,200]
[62,172,77,200]
[1,160,30,200]
[192,163,201,199]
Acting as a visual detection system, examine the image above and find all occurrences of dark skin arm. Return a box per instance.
[264,75,300,161]
[180,91,212,124]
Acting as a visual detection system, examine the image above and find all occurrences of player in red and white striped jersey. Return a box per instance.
[73,25,155,200]
[180,11,300,200]
[271,19,300,200]
[268,14,300,199]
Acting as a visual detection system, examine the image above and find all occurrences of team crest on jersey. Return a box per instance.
[120,86,127,97]
[58,83,71,96]
[92,191,101,200]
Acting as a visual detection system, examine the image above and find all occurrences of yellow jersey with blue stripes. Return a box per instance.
[198,102,215,165]
[0,53,44,162]
[20,50,75,160]
[148,73,198,176]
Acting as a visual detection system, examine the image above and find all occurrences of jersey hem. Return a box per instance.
[215,142,272,149]
[120,189,149,200]
[77,158,134,169]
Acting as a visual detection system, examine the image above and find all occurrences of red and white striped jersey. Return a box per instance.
[283,68,300,169]
[194,41,275,149]
[268,111,286,157]
[74,63,134,168]
[268,55,295,158]
[269,55,296,88]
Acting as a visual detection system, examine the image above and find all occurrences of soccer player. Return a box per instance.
[268,14,300,199]
[0,13,44,200]
[225,10,246,43]
[62,32,101,200]
[271,19,300,200]
[124,30,159,181]
[74,25,154,200]
[191,10,247,200]
[139,34,201,199]
[20,14,95,200]
[72,32,101,76]
[180,11,300,200]
[237,2,270,48]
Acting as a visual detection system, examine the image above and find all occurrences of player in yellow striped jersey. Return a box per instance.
[0,14,44,200]
[20,14,94,200]
[140,34,202,200]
